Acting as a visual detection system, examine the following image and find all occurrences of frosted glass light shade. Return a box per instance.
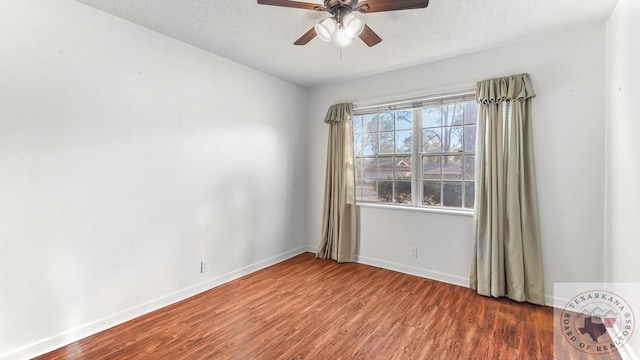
[343,13,364,38]
[315,18,337,42]
[335,27,354,46]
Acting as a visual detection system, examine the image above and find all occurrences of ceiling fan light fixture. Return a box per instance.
[314,17,337,42]
[342,13,365,38]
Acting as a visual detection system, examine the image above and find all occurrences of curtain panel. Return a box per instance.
[317,103,357,263]
[471,73,545,305]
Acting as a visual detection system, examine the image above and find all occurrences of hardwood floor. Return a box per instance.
[35,252,620,359]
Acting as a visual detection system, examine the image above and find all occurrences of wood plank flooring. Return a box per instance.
[35,252,621,359]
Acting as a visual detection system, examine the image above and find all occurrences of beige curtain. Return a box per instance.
[470,74,545,305]
[317,103,357,263]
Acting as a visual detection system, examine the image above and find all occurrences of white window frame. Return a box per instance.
[353,90,477,212]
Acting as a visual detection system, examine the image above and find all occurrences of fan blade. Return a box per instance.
[257,0,326,11]
[359,24,382,47]
[294,27,317,45]
[356,0,429,13]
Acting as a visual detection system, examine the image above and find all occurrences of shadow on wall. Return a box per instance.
[194,125,296,273]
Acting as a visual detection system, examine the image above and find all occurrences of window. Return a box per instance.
[353,92,478,210]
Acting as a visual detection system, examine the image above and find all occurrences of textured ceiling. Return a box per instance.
[73,0,618,87]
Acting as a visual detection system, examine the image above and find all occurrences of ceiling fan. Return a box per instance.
[257,0,430,47]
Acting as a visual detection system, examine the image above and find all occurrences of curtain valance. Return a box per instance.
[324,103,353,124]
[476,73,535,105]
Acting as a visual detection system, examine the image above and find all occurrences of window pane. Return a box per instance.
[464,155,475,180]
[423,181,441,206]
[394,156,411,179]
[443,126,463,152]
[354,95,475,209]
[378,180,393,202]
[422,106,441,128]
[363,133,378,155]
[379,132,394,154]
[464,125,476,152]
[354,133,363,155]
[395,110,413,130]
[442,156,462,180]
[422,156,440,180]
[443,182,463,207]
[396,130,412,153]
[355,157,363,174]
[355,177,362,201]
[464,182,475,208]
[353,115,363,133]
[363,114,378,132]
[362,158,377,179]
[465,101,478,124]
[422,128,441,153]
[379,112,394,131]
[361,179,377,201]
[443,103,464,126]
[378,157,393,179]
[395,181,412,204]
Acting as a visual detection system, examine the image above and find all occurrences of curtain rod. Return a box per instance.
[353,89,476,112]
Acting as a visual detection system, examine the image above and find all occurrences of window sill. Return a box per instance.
[355,202,474,217]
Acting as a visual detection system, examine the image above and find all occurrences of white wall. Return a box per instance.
[307,25,608,305]
[0,1,307,359]
[606,0,640,355]
[605,0,640,283]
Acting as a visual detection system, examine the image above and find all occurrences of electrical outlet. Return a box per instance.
[200,260,209,273]
[409,247,418,258]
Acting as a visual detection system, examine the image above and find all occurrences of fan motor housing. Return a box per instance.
[324,0,358,11]
[325,0,358,22]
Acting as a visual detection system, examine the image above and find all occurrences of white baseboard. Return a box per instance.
[606,327,639,360]
[356,254,564,308]
[616,344,639,360]
[548,295,572,309]
[305,245,468,288]
[1,247,308,360]
[355,255,469,288]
